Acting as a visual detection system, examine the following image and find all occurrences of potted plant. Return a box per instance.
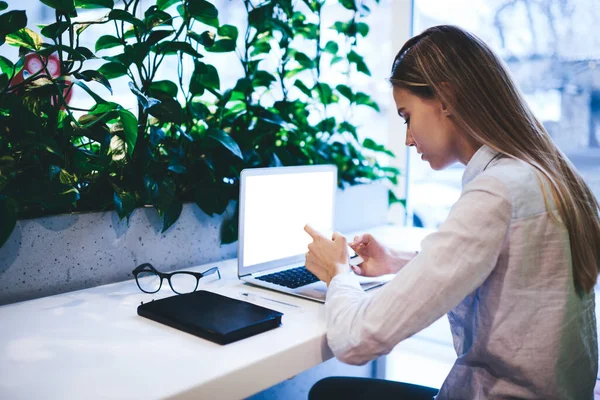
[0,0,400,305]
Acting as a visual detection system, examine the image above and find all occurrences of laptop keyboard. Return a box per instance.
[256,266,319,289]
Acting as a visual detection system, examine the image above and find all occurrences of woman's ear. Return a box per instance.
[437,82,455,116]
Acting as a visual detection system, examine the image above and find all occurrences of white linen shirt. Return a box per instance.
[325,145,598,399]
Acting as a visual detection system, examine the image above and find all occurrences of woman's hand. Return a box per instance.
[304,224,350,286]
[349,233,416,277]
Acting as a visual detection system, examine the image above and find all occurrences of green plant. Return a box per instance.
[0,0,400,249]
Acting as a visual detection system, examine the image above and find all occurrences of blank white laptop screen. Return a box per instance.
[242,170,336,268]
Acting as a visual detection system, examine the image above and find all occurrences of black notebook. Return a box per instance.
[137,290,283,345]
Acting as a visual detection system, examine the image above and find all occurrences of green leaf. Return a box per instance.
[294,79,312,98]
[294,51,314,69]
[338,121,358,140]
[75,46,95,59]
[144,8,172,28]
[6,28,42,50]
[113,191,135,221]
[356,22,369,37]
[190,60,219,94]
[188,0,219,28]
[348,50,371,76]
[355,92,380,111]
[149,80,177,98]
[323,40,338,54]
[74,69,112,95]
[388,190,406,207]
[0,10,27,37]
[129,81,160,111]
[0,56,13,76]
[75,0,114,8]
[95,35,122,51]
[217,24,238,41]
[118,109,138,157]
[98,62,128,79]
[363,138,394,157]
[250,40,270,57]
[188,30,215,47]
[73,80,107,104]
[336,84,354,102]
[108,9,145,30]
[252,71,275,88]
[157,0,180,11]
[40,21,69,39]
[314,83,336,105]
[0,2,7,11]
[146,29,174,45]
[208,128,242,159]
[0,196,18,249]
[206,39,235,53]
[40,0,75,13]
[161,199,182,233]
[194,183,229,216]
[154,41,203,58]
[339,0,357,10]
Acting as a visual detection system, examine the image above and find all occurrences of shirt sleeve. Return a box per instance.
[324,175,513,365]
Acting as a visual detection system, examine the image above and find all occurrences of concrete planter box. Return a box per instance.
[0,182,389,306]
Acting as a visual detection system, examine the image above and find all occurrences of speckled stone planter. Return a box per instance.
[0,182,389,305]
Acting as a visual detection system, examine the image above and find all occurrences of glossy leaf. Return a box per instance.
[161,199,182,233]
[338,0,357,10]
[0,55,13,76]
[190,60,219,94]
[348,50,371,75]
[40,21,69,39]
[118,109,138,157]
[252,71,275,88]
[188,30,215,47]
[294,79,312,98]
[6,28,42,50]
[154,41,203,58]
[188,0,219,28]
[95,35,122,51]
[323,40,338,54]
[108,9,145,30]
[217,24,238,41]
[74,69,112,94]
[40,0,75,13]
[98,62,128,79]
[75,0,114,9]
[208,128,243,159]
[355,92,380,111]
[113,191,135,221]
[206,39,235,53]
[363,138,394,157]
[148,80,177,98]
[0,10,26,37]
[146,29,174,45]
[336,84,354,101]
[0,196,17,249]
[0,2,7,11]
[157,0,181,11]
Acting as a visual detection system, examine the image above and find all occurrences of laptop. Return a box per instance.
[237,164,394,302]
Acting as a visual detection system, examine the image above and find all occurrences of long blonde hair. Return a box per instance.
[391,25,600,294]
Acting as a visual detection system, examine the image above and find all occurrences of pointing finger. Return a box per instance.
[304,224,327,240]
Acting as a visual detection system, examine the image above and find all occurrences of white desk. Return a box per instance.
[0,226,432,400]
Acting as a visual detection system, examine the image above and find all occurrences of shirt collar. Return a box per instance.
[461,145,500,187]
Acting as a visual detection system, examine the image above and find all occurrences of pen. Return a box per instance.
[240,292,300,308]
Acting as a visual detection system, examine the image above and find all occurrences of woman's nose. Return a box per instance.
[405,130,415,147]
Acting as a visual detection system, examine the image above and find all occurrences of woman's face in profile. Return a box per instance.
[392,87,461,170]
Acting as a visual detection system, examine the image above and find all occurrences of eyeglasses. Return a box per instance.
[132,263,221,294]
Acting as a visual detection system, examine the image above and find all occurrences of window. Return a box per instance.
[409,0,600,228]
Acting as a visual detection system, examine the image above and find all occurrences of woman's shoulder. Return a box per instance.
[474,156,554,219]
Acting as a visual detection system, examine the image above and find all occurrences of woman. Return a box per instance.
[305,25,600,399]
